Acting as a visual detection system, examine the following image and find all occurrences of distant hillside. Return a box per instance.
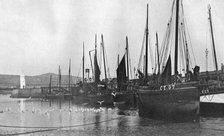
[0,73,81,88]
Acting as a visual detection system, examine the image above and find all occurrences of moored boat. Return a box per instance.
[112,37,137,106]
[138,82,199,122]
[137,1,200,122]
[72,35,113,105]
[199,5,224,117]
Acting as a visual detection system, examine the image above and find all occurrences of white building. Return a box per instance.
[20,74,26,89]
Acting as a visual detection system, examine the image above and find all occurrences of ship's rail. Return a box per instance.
[198,83,224,96]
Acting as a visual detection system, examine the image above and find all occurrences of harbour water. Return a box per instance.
[0,94,224,136]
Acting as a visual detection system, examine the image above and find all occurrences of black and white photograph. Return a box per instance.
[0,0,224,135]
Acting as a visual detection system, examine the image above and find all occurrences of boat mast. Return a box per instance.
[117,54,119,67]
[208,5,219,79]
[101,34,107,81]
[145,4,149,79]
[94,34,97,82]
[126,36,129,81]
[174,0,179,75]
[58,65,61,91]
[89,50,94,79]
[83,42,85,83]
[205,48,208,72]
[205,48,209,79]
[156,32,160,75]
[69,59,71,93]
[185,35,189,73]
[49,75,52,94]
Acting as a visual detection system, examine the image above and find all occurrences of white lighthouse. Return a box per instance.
[20,73,26,89]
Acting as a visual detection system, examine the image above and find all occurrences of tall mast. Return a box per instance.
[49,75,52,94]
[95,34,97,60]
[174,0,180,75]
[185,41,189,72]
[58,65,61,90]
[208,5,219,85]
[117,54,119,67]
[94,34,97,82]
[143,55,146,75]
[69,59,71,93]
[83,42,85,83]
[101,34,107,81]
[208,5,218,73]
[89,50,94,79]
[156,32,160,75]
[145,4,149,79]
[126,36,129,80]
[205,48,209,80]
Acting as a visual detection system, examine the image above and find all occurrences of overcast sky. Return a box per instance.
[0,0,223,78]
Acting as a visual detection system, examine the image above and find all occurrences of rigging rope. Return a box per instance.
[137,29,146,71]
[154,42,158,74]
[76,59,83,83]
[127,47,133,79]
[156,0,175,74]
[180,1,196,67]
[103,42,111,79]
[99,43,102,72]
[180,1,196,71]
[183,15,196,66]
[149,34,154,72]
[179,26,186,73]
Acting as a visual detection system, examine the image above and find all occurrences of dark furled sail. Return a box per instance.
[116,55,127,91]
[94,53,101,83]
[161,55,171,84]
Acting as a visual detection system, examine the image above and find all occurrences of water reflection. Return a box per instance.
[94,112,100,135]
[0,96,121,128]
[19,99,25,133]
[0,94,223,136]
[82,110,87,131]
[0,95,172,131]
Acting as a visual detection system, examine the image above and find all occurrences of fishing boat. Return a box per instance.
[137,1,201,122]
[199,5,224,117]
[63,59,73,99]
[44,66,65,100]
[112,36,137,106]
[72,34,113,105]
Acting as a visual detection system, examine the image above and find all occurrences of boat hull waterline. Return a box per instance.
[137,86,200,122]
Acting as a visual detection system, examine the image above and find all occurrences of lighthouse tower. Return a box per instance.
[20,73,26,89]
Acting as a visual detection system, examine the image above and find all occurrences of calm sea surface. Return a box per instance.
[0,94,224,136]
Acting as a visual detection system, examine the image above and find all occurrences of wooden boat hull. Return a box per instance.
[88,94,113,105]
[45,94,64,99]
[72,83,113,105]
[137,86,200,122]
[112,93,125,105]
[200,102,224,117]
[112,92,137,106]
[72,94,113,105]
